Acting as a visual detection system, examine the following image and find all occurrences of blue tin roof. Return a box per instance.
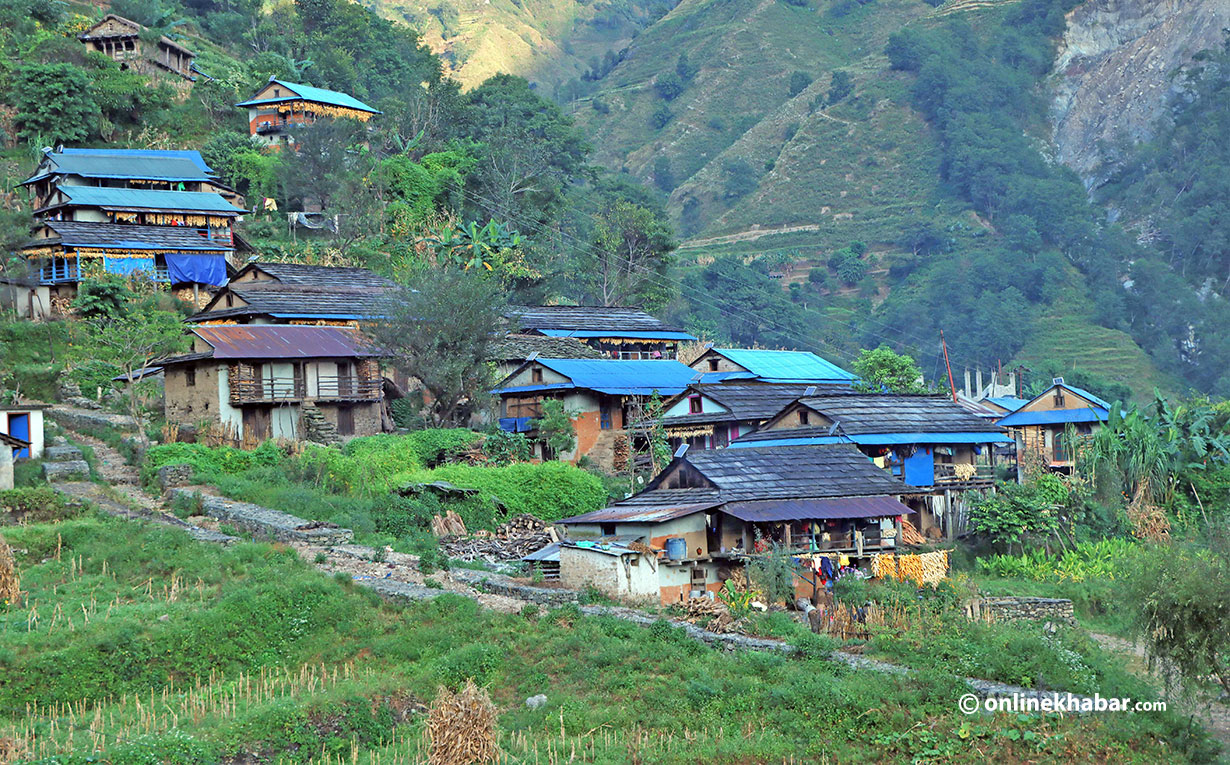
[58,148,214,173]
[52,186,245,214]
[986,396,1029,412]
[24,150,214,185]
[1062,384,1112,409]
[538,329,697,341]
[539,358,697,393]
[730,431,1013,449]
[236,80,381,114]
[996,407,1110,428]
[713,348,857,383]
[699,371,758,383]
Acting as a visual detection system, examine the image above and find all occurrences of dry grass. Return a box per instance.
[426,679,498,765]
[0,534,19,607]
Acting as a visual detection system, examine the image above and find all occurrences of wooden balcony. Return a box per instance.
[933,463,995,490]
[229,374,381,405]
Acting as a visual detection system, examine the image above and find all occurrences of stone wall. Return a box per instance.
[965,596,1075,623]
[157,464,194,490]
[168,488,353,545]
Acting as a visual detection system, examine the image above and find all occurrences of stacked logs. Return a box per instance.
[439,514,558,563]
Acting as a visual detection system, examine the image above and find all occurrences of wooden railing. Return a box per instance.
[229,374,381,405]
[933,463,995,488]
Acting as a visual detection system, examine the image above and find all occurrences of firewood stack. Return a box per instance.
[679,596,736,633]
[439,514,559,563]
[430,510,468,537]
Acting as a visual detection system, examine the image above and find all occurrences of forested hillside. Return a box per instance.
[1,0,1227,401]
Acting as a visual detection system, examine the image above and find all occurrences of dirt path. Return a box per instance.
[1090,632,1230,752]
[679,223,826,249]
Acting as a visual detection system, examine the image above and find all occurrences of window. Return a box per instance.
[185,367,196,387]
[708,358,719,372]
[531,367,543,384]
[225,293,233,307]
[799,410,810,425]
[688,395,703,414]
[1054,389,1066,407]
[600,523,617,536]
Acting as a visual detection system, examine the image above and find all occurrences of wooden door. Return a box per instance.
[242,406,271,443]
[336,406,354,436]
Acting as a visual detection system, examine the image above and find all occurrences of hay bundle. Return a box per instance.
[0,534,18,607]
[426,679,498,765]
[0,735,25,764]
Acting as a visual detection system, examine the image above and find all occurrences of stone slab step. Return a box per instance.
[43,460,90,481]
[44,445,84,462]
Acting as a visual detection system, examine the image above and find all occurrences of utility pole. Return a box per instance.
[940,330,956,402]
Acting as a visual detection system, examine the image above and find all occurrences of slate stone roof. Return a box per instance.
[189,282,392,322]
[508,305,687,334]
[759,394,995,438]
[25,221,232,252]
[661,383,847,427]
[242,262,396,289]
[677,444,909,500]
[489,334,603,361]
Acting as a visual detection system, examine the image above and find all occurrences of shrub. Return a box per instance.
[429,461,606,521]
[0,486,75,523]
[787,70,812,98]
[142,441,285,486]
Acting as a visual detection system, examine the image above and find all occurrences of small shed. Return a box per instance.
[0,403,47,460]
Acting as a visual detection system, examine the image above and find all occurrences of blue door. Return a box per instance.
[9,413,30,459]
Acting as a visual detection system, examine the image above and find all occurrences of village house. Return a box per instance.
[79,14,196,94]
[655,383,834,450]
[687,347,859,385]
[995,378,1112,471]
[12,148,247,317]
[187,262,397,326]
[494,358,697,466]
[237,78,381,149]
[731,393,1011,539]
[160,325,386,446]
[556,444,914,604]
[507,306,696,360]
[0,403,47,461]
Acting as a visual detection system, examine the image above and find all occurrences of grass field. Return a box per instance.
[0,514,1215,763]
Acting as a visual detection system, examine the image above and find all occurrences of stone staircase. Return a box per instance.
[41,442,90,481]
[299,404,342,446]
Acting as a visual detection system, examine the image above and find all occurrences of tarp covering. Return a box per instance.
[166,253,227,286]
[499,417,536,433]
[721,496,911,522]
[104,256,155,276]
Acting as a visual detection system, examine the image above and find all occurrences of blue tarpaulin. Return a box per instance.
[166,254,227,286]
[104,256,155,276]
[499,417,536,433]
[903,448,935,487]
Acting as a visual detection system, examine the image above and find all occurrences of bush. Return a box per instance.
[787,70,812,98]
[0,486,75,523]
[649,103,672,129]
[142,441,285,487]
[429,461,606,521]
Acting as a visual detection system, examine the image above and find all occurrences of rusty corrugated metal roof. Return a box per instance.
[721,496,912,522]
[191,325,377,359]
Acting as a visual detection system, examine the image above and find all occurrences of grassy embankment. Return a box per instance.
[0,514,1212,763]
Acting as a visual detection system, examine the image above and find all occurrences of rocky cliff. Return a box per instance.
[1051,0,1230,190]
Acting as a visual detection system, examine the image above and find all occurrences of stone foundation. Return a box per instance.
[965,596,1075,623]
[169,488,353,545]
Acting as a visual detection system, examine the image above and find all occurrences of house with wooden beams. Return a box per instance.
[493,358,697,467]
[160,325,386,446]
[656,383,833,450]
[995,378,1112,471]
[237,78,381,148]
[731,393,1012,539]
[14,148,247,317]
[688,347,859,385]
[79,14,196,93]
[187,262,397,326]
[556,444,914,604]
[507,306,696,360]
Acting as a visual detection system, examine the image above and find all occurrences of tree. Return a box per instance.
[852,344,928,393]
[675,51,698,82]
[787,70,813,98]
[749,545,796,605]
[649,103,672,130]
[71,289,188,445]
[533,399,577,459]
[722,159,758,200]
[654,71,684,101]
[370,268,508,427]
[1125,542,1230,697]
[826,70,853,105]
[12,63,101,143]
[651,156,675,193]
[587,200,676,310]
